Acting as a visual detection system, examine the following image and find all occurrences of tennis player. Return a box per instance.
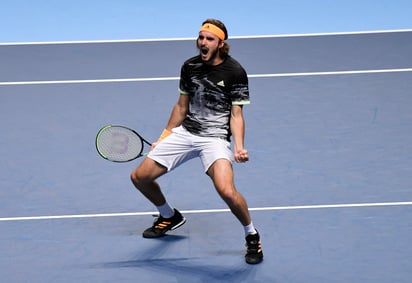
[131,18,263,264]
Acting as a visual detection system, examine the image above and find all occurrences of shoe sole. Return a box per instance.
[142,217,186,238]
[245,255,263,264]
[170,217,186,230]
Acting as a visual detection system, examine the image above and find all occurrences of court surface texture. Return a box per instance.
[1,30,412,282]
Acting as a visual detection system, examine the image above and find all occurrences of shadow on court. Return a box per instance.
[97,236,267,283]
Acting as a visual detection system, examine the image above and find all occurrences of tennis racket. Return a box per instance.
[95,125,152,162]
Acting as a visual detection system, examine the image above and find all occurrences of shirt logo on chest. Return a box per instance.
[217,80,225,87]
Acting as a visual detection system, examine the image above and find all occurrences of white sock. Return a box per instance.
[244,222,257,236]
[157,202,175,218]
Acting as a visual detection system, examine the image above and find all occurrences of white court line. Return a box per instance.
[0,76,179,86]
[1,68,412,86]
[1,201,411,222]
[248,68,412,78]
[1,29,411,46]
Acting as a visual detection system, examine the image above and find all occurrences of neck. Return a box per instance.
[208,57,223,66]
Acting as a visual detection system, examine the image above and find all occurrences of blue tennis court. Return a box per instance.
[1,30,412,282]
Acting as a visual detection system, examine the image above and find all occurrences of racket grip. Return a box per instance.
[157,128,171,142]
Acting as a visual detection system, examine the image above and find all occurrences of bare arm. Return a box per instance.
[165,94,190,130]
[230,105,249,163]
[152,94,189,149]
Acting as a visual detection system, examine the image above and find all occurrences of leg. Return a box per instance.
[130,157,168,206]
[131,126,195,206]
[131,157,186,238]
[207,159,251,226]
[207,159,263,264]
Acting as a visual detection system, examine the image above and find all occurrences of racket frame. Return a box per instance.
[95,125,152,162]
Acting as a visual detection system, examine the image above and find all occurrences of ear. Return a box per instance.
[219,40,225,48]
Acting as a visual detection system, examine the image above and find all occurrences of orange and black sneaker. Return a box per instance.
[245,231,263,264]
[142,209,186,238]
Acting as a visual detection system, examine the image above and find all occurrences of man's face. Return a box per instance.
[197,30,223,65]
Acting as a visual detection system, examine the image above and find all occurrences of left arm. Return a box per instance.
[230,105,249,163]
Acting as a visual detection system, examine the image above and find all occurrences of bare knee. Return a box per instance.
[131,159,165,186]
[218,186,239,206]
[130,170,141,186]
[130,168,152,188]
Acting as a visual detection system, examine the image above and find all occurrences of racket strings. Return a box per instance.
[96,126,144,162]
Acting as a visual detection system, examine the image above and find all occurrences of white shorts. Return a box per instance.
[148,126,233,172]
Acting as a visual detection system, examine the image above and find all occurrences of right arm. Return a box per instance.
[152,94,189,149]
[164,94,190,131]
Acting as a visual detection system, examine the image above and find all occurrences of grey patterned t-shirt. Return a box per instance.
[179,55,250,141]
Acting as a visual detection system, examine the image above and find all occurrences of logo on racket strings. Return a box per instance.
[109,131,129,154]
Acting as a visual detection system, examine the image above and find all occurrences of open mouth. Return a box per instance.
[201,48,208,55]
